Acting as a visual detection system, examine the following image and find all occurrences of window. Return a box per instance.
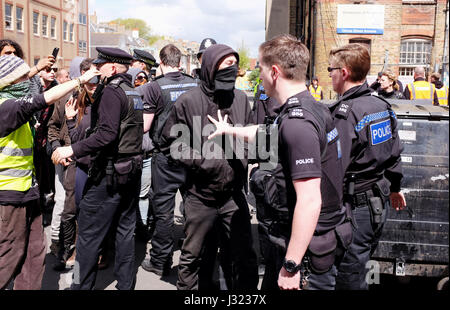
[399,39,432,76]
[16,7,23,31]
[33,12,39,35]
[63,21,68,41]
[5,3,13,30]
[78,40,87,52]
[69,23,74,41]
[42,15,48,36]
[51,17,56,38]
[79,13,87,25]
[34,58,40,66]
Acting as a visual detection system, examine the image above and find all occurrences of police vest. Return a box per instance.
[117,82,144,155]
[0,98,34,192]
[151,74,197,147]
[436,86,448,106]
[407,80,436,105]
[251,97,342,223]
[95,78,144,156]
[309,86,323,101]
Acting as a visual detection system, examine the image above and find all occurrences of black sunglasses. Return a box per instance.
[327,67,341,72]
[136,76,147,81]
[45,67,58,73]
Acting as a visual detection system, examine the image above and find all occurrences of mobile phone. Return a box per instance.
[52,47,59,58]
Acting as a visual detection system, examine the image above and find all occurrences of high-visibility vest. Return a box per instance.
[310,85,323,101]
[0,98,34,192]
[436,86,449,106]
[407,80,436,105]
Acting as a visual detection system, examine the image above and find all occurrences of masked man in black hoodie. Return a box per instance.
[159,44,258,290]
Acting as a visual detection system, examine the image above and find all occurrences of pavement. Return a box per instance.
[40,191,262,290]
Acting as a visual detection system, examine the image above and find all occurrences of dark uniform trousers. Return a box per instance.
[150,151,186,269]
[336,198,389,290]
[70,168,141,290]
[177,192,259,290]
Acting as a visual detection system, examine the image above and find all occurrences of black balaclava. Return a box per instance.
[200,44,239,98]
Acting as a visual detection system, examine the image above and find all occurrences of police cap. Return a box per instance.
[133,49,158,68]
[197,38,217,59]
[93,47,133,65]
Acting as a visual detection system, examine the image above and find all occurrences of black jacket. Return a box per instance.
[329,83,403,193]
[378,89,405,100]
[160,44,253,202]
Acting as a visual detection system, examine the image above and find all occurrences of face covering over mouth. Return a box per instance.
[214,64,238,92]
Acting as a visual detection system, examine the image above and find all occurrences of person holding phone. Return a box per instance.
[0,54,99,290]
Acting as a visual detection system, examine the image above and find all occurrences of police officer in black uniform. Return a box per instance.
[131,49,158,76]
[208,35,352,290]
[139,44,197,276]
[327,43,406,290]
[52,47,144,290]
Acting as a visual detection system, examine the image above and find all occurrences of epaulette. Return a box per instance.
[334,100,353,119]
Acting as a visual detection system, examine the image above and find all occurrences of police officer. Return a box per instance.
[404,66,439,105]
[139,44,197,276]
[327,43,406,290]
[309,76,324,101]
[208,35,351,290]
[192,38,217,81]
[52,47,144,290]
[430,72,449,106]
[131,49,158,76]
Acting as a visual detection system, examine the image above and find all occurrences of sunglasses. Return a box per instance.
[45,67,58,73]
[136,76,147,81]
[327,67,341,72]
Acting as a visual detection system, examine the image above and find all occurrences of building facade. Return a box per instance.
[1,0,89,70]
[266,0,449,99]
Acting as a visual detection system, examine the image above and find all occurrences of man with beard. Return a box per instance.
[160,44,258,290]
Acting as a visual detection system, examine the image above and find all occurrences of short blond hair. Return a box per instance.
[329,43,370,82]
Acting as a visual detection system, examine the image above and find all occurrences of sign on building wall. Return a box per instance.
[337,5,385,35]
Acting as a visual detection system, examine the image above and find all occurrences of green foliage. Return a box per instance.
[109,18,160,44]
[237,45,251,71]
[248,68,261,88]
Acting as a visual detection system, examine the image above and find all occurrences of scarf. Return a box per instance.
[0,80,31,99]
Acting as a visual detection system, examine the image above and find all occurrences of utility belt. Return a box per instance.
[88,154,143,189]
[346,177,391,225]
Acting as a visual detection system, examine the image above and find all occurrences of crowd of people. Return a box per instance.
[0,32,446,291]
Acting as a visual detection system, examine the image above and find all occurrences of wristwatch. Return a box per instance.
[283,258,301,273]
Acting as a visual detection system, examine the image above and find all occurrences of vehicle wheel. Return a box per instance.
[437,277,448,290]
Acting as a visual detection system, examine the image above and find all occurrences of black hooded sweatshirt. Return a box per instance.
[160,44,254,203]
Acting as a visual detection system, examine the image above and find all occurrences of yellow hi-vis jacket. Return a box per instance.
[0,98,34,192]
[436,85,448,106]
[310,85,323,101]
[407,80,437,105]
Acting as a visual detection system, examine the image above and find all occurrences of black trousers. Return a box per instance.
[70,169,141,290]
[177,192,258,290]
[336,199,389,290]
[149,152,186,269]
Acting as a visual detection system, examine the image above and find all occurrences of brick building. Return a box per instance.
[1,0,89,70]
[266,0,449,99]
